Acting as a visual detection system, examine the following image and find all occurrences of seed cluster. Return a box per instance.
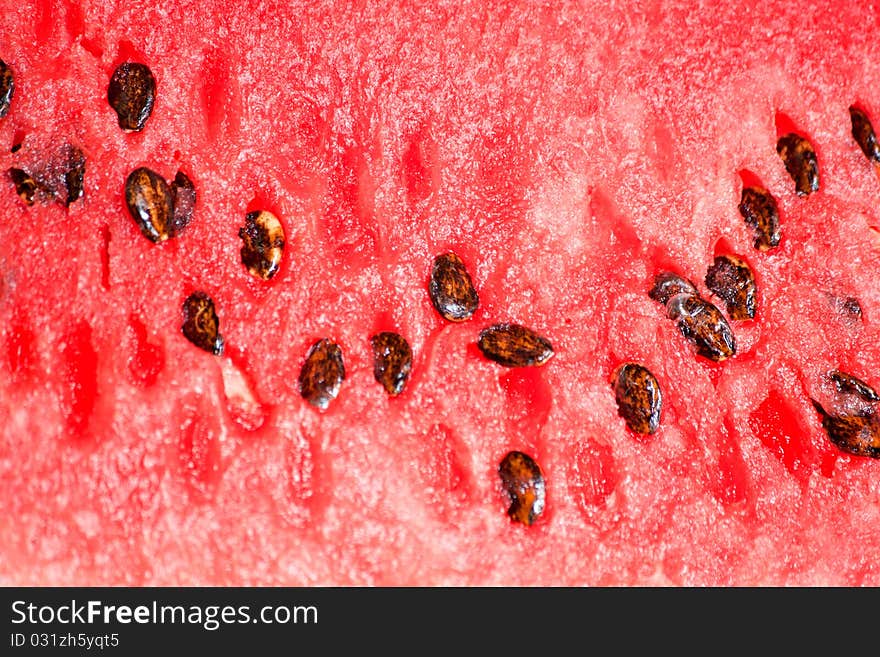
[125,166,196,242]
[3,51,880,546]
[650,272,737,362]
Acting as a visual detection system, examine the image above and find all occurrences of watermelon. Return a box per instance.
[3,0,880,587]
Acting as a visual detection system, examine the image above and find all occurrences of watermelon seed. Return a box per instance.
[299,339,345,410]
[477,323,554,368]
[666,293,737,362]
[124,167,174,242]
[428,252,479,322]
[849,106,880,164]
[239,210,285,280]
[107,62,156,132]
[10,143,21,154]
[498,451,546,526]
[170,171,196,236]
[63,145,85,207]
[0,59,13,119]
[612,363,662,435]
[704,254,757,321]
[369,331,412,396]
[8,168,37,205]
[811,399,880,458]
[738,186,781,251]
[181,292,224,355]
[829,370,880,402]
[649,271,698,306]
[776,132,819,196]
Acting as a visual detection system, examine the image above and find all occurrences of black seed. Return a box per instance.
[704,254,757,321]
[10,142,21,153]
[829,370,880,402]
[239,210,285,280]
[666,293,737,362]
[738,186,781,251]
[811,399,880,458]
[8,167,37,205]
[649,271,699,306]
[477,323,554,368]
[370,331,412,396]
[498,451,546,526]
[181,291,224,355]
[612,363,662,435]
[776,132,819,196]
[125,167,173,242]
[428,252,479,322]
[170,171,196,236]
[841,297,863,318]
[62,145,85,207]
[299,339,345,410]
[0,59,13,119]
[849,106,880,164]
[107,62,156,132]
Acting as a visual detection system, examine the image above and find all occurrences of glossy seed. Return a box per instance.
[428,252,479,322]
[181,291,224,355]
[239,210,285,280]
[299,339,345,410]
[648,271,699,306]
[477,323,554,368]
[849,106,880,164]
[612,363,662,435]
[738,186,781,251]
[811,400,880,458]
[0,59,14,119]
[125,167,173,242]
[107,62,156,132]
[8,168,36,205]
[498,451,546,526]
[704,254,757,321]
[63,145,85,207]
[666,293,736,362]
[370,331,412,396]
[170,171,196,236]
[776,132,819,196]
[829,370,880,402]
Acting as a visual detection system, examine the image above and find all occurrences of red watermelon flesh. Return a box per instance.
[2,0,880,586]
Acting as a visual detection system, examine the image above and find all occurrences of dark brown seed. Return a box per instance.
[299,339,345,410]
[849,106,880,164]
[239,210,285,280]
[704,254,757,321]
[811,400,880,458]
[181,291,224,355]
[498,451,546,526]
[107,62,156,132]
[0,59,14,119]
[612,363,662,435]
[666,293,736,362]
[170,171,196,236]
[370,331,412,396]
[8,167,36,205]
[428,252,479,322]
[829,370,880,402]
[477,323,554,368]
[648,271,699,306]
[62,145,85,207]
[738,186,781,251]
[776,132,819,196]
[125,167,173,242]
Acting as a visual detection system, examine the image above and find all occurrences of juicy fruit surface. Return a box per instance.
[3,0,880,586]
